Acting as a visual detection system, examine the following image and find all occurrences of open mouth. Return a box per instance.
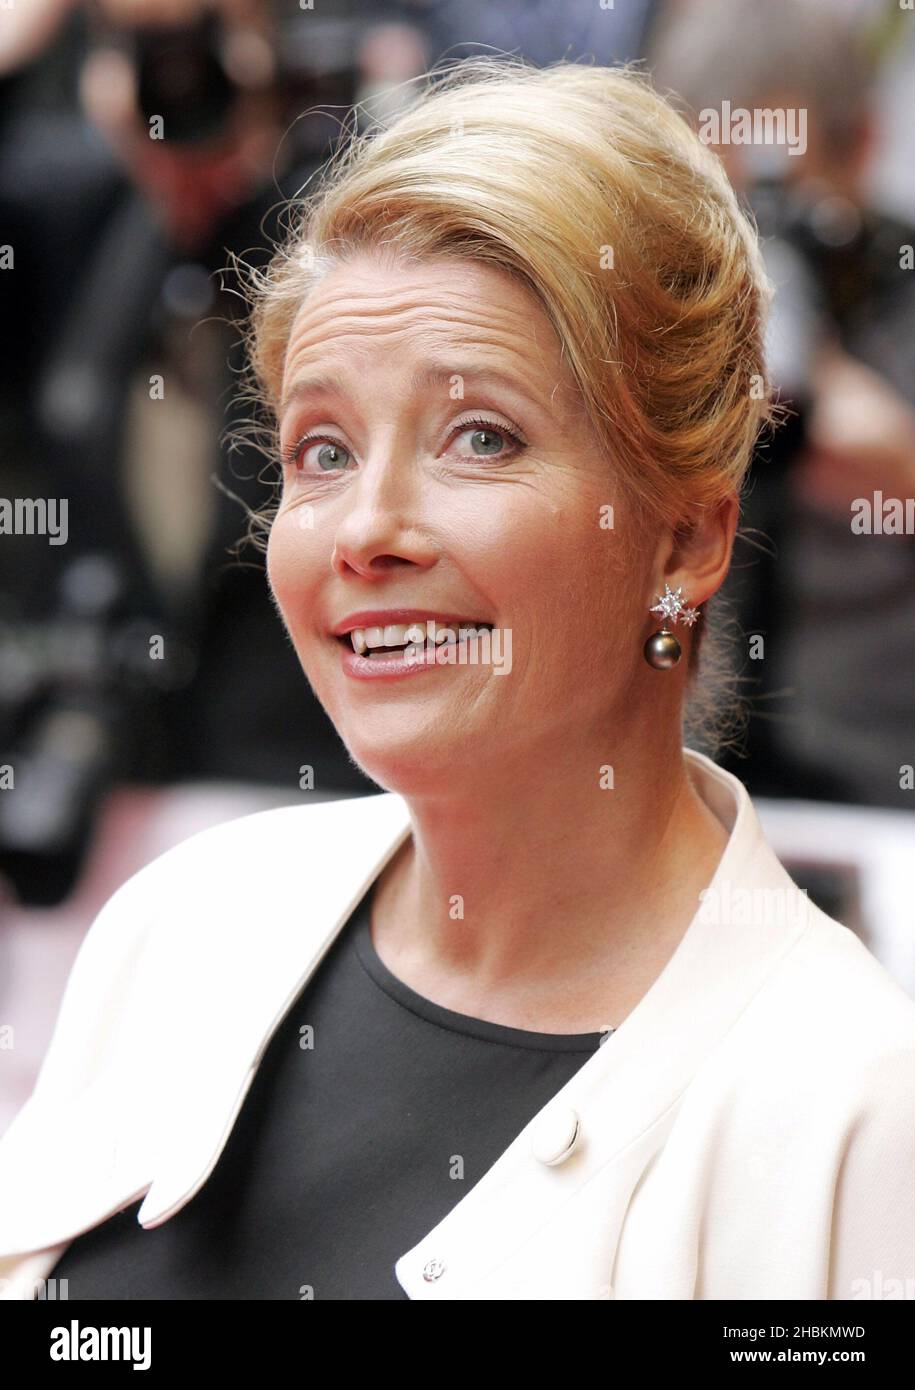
[337,621,495,659]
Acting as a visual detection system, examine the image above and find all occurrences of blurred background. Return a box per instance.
[1,0,914,1129]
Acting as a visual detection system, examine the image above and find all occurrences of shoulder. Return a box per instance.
[25,791,406,1110]
[45,793,393,972]
[701,894,915,1143]
[776,897,915,1055]
[88,789,403,920]
[687,899,915,1275]
[126,791,400,889]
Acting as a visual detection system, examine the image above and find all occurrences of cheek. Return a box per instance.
[468,491,636,686]
[265,511,324,633]
[486,487,631,624]
[264,521,292,624]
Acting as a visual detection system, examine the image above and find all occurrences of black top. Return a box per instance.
[41,885,608,1300]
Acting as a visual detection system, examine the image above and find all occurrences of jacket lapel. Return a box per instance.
[0,753,812,1301]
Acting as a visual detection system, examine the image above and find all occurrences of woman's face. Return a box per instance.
[267,253,659,794]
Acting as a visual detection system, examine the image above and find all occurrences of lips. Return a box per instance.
[341,639,485,679]
[332,614,498,682]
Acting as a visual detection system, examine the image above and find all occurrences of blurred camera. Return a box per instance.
[132,10,237,145]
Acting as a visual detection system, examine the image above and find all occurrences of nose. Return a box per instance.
[330,447,437,580]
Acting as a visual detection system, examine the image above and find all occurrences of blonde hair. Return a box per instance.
[229,56,781,750]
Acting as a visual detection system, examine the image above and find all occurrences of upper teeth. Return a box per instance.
[348,622,492,655]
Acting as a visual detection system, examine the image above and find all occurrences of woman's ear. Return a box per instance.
[661,493,740,605]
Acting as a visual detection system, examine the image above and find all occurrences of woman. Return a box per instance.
[2,58,914,1302]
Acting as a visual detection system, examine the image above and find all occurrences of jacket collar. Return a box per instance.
[0,751,813,1298]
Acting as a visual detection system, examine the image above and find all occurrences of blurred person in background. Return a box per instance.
[649,0,915,810]
[0,0,437,905]
[413,0,661,67]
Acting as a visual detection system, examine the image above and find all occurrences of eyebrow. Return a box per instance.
[278,362,546,419]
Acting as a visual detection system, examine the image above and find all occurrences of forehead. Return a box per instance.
[280,254,567,394]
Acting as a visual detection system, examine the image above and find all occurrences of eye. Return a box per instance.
[282,433,354,475]
[449,416,526,461]
[281,414,527,476]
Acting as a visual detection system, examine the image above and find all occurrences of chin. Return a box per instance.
[339,728,465,798]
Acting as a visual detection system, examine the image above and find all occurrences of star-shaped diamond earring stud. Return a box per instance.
[649,584,685,623]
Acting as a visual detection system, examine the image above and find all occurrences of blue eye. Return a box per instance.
[463,426,507,456]
[314,441,352,472]
[452,417,526,459]
[284,435,353,474]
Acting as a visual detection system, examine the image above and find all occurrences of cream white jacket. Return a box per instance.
[2,749,915,1301]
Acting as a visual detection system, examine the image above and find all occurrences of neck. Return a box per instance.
[371,727,731,1031]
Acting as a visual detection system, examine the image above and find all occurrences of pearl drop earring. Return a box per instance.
[643,584,700,669]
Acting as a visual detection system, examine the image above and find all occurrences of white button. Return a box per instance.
[530,1105,581,1165]
[423,1258,446,1282]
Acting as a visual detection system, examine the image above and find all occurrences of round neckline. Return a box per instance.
[352,887,608,1053]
